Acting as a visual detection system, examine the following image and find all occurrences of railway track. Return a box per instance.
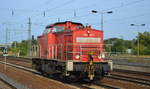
[0,60,114,89]
[0,78,16,89]
[0,56,122,89]
[0,56,150,89]
[49,74,120,89]
[0,56,32,68]
[0,57,119,89]
[107,74,150,86]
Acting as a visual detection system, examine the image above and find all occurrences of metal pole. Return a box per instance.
[137,26,140,56]
[28,17,32,56]
[120,36,124,54]
[5,28,8,70]
[5,28,8,44]
[101,13,103,31]
[4,56,6,70]
[58,18,60,22]
[131,24,145,56]
[15,41,17,56]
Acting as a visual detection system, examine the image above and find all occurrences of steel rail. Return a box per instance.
[106,74,150,86]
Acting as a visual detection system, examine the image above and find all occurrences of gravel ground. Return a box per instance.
[0,63,76,89]
[101,77,150,89]
[0,79,13,89]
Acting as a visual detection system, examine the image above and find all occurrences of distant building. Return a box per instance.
[126,49,132,54]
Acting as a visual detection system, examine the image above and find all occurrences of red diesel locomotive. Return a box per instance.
[32,21,112,81]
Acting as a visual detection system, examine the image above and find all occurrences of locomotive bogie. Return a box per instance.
[32,58,111,80]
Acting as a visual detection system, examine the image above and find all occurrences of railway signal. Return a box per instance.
[3,47,8,56]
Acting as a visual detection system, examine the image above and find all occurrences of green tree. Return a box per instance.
[104,38,132,54]
[133,32,150,55]
[10,39,37,56]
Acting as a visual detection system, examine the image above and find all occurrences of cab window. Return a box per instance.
[52,26,64,33]
[43,28,51,34]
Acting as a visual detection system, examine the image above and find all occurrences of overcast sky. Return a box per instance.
[0,0,150,43]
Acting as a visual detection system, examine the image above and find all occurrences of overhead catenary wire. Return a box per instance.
[0,0,149,43]
[0,0,146,22]
[66,0,146,21]
[14,0,76,25]
[0,0,146,17]
[104,0,146,11]
[1,0,148,26]
[97,12,150,25]
[0,0,56,12]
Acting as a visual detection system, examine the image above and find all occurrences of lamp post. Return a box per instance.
[91,10,113,31]
[130,24,145,56]
[120,35,124,54]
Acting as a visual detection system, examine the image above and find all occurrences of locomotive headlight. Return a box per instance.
[98,55,102,59]
[75,55,80,59]
[101,53,105,58]
[98,53,105,59]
